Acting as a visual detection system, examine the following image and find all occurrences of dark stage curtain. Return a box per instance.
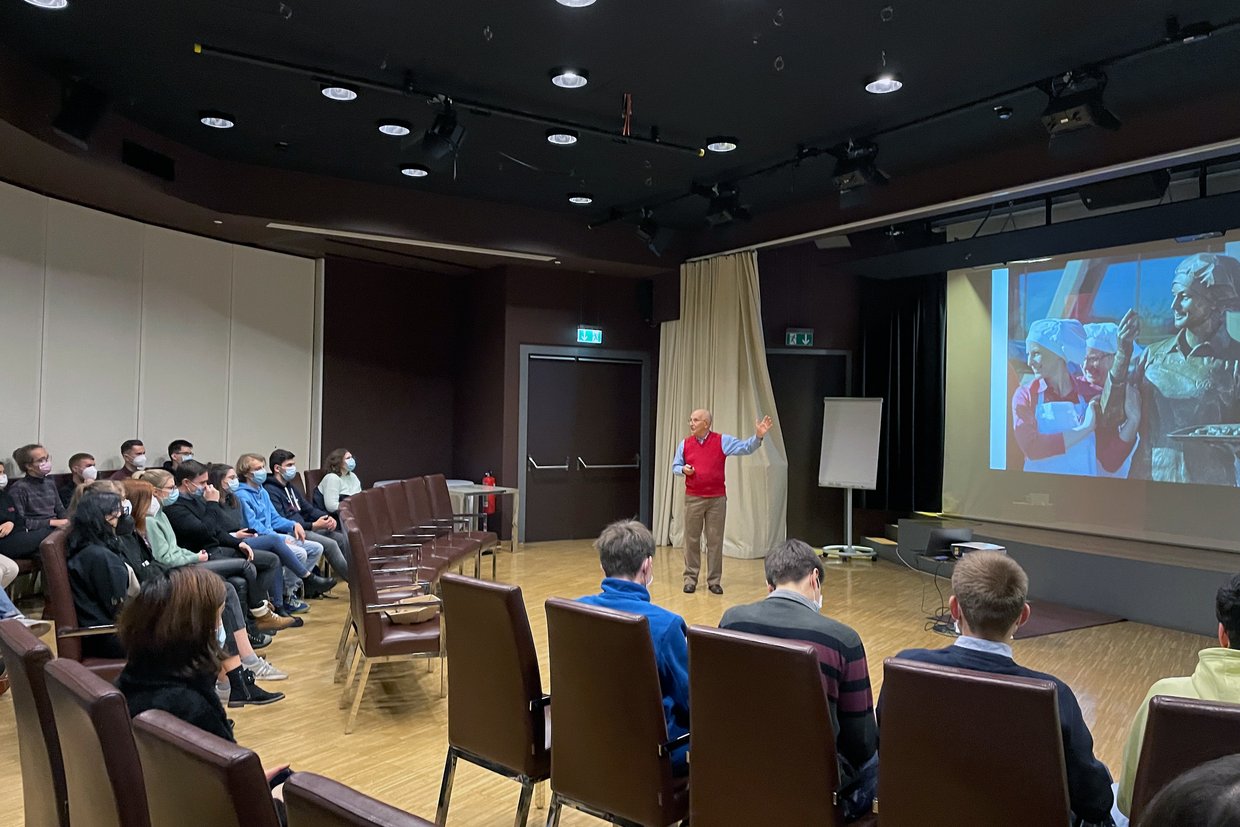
[859,273,945,512]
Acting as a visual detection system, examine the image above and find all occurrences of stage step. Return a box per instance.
[865,536,897,547]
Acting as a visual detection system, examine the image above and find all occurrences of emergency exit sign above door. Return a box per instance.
[785,328,814,347]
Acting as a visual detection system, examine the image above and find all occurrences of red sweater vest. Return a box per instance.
[684,432,727,498]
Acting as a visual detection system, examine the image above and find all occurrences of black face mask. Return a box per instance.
[114,515,136,536]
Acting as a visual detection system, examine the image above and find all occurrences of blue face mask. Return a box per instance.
[251,469,268,484]
[194,485,206,497]
[345,457,356,473]
[281,466,298,481]
[226,478,241,493]
[180,453,194,463]
[161,490,180,507]
[216,623,226,648]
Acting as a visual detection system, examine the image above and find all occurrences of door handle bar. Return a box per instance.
[528,457,571,471]
[577,456,641,471]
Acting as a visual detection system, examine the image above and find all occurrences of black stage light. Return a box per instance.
[1040,71,1120,136]
[832,141,887,192]
[422,99,466,160]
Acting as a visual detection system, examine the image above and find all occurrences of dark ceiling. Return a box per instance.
[2,0,1240,265]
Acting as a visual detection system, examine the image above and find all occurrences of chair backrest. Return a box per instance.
[43,658,151,827]
[1129,694,1240,821]
[0,619,69,827]
[303,468,328,497]
[38,529,83,662]
[878,657,1070,825]
[382,480,414,532]
[425,474,455,521]
[290,471,307,497]
[367,486,398,543]
[403,477,435,527]
[544,597,676,827]
[284,772,434,827]
[132,709,281,827]
[340,504,382,656]
[441,574,548,777]
[687,625,847,826]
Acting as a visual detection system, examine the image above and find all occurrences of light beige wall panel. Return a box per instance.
[226,246,315,464]
[139,227,233,466]
[0,182,47,474]
[41,200,143,470]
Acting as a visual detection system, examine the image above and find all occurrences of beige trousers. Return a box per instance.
[683,495,726,587]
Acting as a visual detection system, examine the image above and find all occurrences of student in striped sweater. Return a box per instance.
[719,539,878,821]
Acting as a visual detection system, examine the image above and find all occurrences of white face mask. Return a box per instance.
[813,594,823,612]
[81,465,98,481]
[147,500,160,516]
[121,499,133,516]
[132,454,148,469]
[0,473,7,490]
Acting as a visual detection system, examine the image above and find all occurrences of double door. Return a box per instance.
[522,352,647,541]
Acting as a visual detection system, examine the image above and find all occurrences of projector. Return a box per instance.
[951,542,1006,558]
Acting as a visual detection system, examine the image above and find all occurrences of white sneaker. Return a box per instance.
[17,616,51,638]
[248,657,288,681]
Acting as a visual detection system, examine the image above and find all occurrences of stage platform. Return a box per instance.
[881,518,1238,637]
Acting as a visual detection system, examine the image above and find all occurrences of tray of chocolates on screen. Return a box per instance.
[1169,424,1240,444]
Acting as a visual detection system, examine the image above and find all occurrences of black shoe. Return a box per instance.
[248,632,273,650]
[683,583,696,593]
[302,573,338,599]
[273,606,305,628]
[708,584,724,595]
[228,668,285,708]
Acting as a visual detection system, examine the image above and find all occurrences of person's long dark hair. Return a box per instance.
[117,567,226,680]
[207,463,237,509]
[67,491,124,556]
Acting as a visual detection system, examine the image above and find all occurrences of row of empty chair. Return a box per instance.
[436,574,1240,827]
[0,618,436,827]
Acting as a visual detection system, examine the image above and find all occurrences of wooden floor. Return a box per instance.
[0,541,1213,827]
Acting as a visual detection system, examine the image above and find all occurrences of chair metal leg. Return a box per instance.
[435,748,458,827]
[333,617,354,679]
[491,549,497,579]
[344,658,373,734]
[439,651,446,697]
[514,779,534,827]
[535,780,546,810]
[544,794,562,827]
[338,646,363,709]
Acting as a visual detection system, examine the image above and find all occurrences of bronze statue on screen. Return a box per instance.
[1102,253,1240,485]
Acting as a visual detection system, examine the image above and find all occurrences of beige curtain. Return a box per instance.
[653,252,788,559]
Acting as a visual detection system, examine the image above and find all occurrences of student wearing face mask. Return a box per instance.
[263,449,350,584]
[65,490,139,660]
[109,439,149,481]
[58,452,99,507]
[162,439,195,472]
[8,443,70,532]
[0,456,55,562]
[720,539,879,821]
[317,448,361,517]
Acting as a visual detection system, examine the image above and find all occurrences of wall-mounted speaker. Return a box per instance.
[52,80,108,149]
[1079,170,1170,211]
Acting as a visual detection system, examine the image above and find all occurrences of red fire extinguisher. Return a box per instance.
[482,471,496,515]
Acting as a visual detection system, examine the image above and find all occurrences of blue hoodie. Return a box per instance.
[234,482,297,535]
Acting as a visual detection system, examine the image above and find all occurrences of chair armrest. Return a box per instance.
[57,624,119,639]
[659,732,690,757]
[529,693,551,713]
[375,542,424,549]
[365,598,436,613]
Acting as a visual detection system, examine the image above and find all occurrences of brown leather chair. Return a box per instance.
[687,625,871,826]
[303,468,328,498]
[284,772,435,827]
[878,657,1071,826]
[43,658,151,827]
[1128,694,1240,822]
[543,597,687,827]
[38,528,125,681]
[404,478,485,573]
[132,709,282,827]
[0,619,69,827]
[426,473,498,576]
[437,574,550,827]
[339,512,443,734]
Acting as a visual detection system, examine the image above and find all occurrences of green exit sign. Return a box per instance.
[785,328,814,347]
[577,327,603,345]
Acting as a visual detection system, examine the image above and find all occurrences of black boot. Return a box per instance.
[226,666,285,708]
[302,572,337,599]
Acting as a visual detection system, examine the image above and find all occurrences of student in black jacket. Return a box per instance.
[65,491,136,659]
[263,449,350,583]
[0,477,53,561]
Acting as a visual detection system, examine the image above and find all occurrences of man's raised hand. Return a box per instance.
[755,415,774,439]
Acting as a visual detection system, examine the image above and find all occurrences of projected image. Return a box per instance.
[997,246,1240,486]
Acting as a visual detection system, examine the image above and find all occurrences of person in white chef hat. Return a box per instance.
[1012,318,1100,476]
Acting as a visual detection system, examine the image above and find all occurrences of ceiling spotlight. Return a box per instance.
[377,120,412,136]
[1040,71,1120,136]
[864,73,903,94]
[400,163,430,178]
[706,137,738,153]
[692,181,750,226]
[832,141,887,191]
[993,105,1014,120]
[568,193,594,205]
[550,67,590,89]
[547,128,579,145]
[199,111,235,129]
[23,0,69,8]
[556,0,597,6]
[320,84,358,102]
[422,99,466,160]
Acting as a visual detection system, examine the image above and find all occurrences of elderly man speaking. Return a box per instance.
[672,409,773,594]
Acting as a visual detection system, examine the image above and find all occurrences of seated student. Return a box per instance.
[8,444,69,532]
[109,439,149,481]
[0,464,54,562]
[1136,754,1240,826]
[264,449,349,583]
[577,519,690,773]
[317,448,361,517]
[65,490,139,660]
[884,551,1115,826]
[58,452,99,507]
[1,552,51,636]
[218,460,334,613]
[720,539,878,820]
[162,439,195,473]
[1115,573,1240,818]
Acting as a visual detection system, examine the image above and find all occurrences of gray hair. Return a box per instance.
[595,519,654,578]
[764,539,824,587]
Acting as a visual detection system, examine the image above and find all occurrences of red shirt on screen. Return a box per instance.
[1011,376,1134,472]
